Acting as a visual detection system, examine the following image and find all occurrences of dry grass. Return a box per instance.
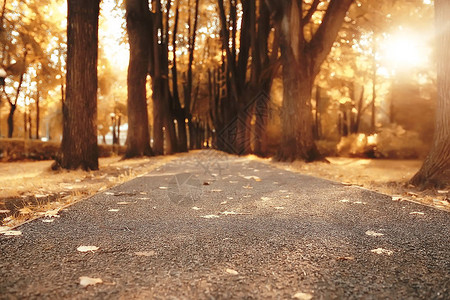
[265,157,449,212]
[0,154,177,229]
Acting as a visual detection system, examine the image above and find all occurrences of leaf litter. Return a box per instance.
[79,276,103,287]
[77,246,99,253]
[365,230,384,237]
[225,268,239,275]
[371,248,394,255]
[293,292,313,300]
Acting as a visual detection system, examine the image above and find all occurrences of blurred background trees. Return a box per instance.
[0,0,447,186]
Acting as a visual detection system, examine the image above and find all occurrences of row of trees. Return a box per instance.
[1,0,447,188]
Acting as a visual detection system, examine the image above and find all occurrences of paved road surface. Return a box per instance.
[1,151,449,299]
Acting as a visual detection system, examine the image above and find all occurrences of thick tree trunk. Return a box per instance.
[277,53,321,161]
[58,0,100,170]
[410,0,450,188]
[273,0,352,162]
[124,0,153,158]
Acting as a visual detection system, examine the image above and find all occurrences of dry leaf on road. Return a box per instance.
[371,248,393,255]
[226,268,239,275]
[293,291,313,300]
[365,230,384,237]
[200,215,220,219]
[79,276,103,287]
[44,208,61,218]
[77,246,99,253]
[3,230,22,236]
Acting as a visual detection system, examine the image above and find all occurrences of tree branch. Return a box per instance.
[309,0,354,76]
[302,0,320,25]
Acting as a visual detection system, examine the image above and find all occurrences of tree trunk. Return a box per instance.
[124,0,153,158]
[59,0,100,170]
[171,3,188,152]
[410,0,450,188]
[272,0,352,162]
[7,103,15,138]
[36,90,40,139]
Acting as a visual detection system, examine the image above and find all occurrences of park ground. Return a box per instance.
[0,151,448,230]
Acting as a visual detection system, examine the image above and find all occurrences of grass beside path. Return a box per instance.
[1,152,448,230]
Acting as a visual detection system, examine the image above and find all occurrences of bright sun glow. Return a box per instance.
[381,31,430,71]
[100,0,129,71]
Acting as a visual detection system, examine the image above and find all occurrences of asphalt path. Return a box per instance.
[1,151,449,299]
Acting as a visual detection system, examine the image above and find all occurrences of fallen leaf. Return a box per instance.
[0,209,10,213]
[192,207,202,210]
[0,226,11,233]
[242,175,261,181]
[79,276,103,287]
[371,248,393,255]
[409,211,425,215]
[134,250,156,257]
[220,211,238,215]
[3,230,22,236]
[227,197,234,200]
[159,186,168,190]
[339,199,350,203]
[226,268,239,275]
[220,201,228,205]
[108,209,119,212]
[203,182,210,185]
[42,219,55,223]
[200,215,220,219]
[293,292,313,300]
[274,206,285,210]
[77,246,99,253]
[260,197,271,201]
[44,208,61,218]
[365,230,384,237]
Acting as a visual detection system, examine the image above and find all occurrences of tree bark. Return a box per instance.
[410,0,450,188]
[124,0,153,158]
[7,103,15,138]
[36,89,40,139]
[273,0,353,162]
[59,0,100,170]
